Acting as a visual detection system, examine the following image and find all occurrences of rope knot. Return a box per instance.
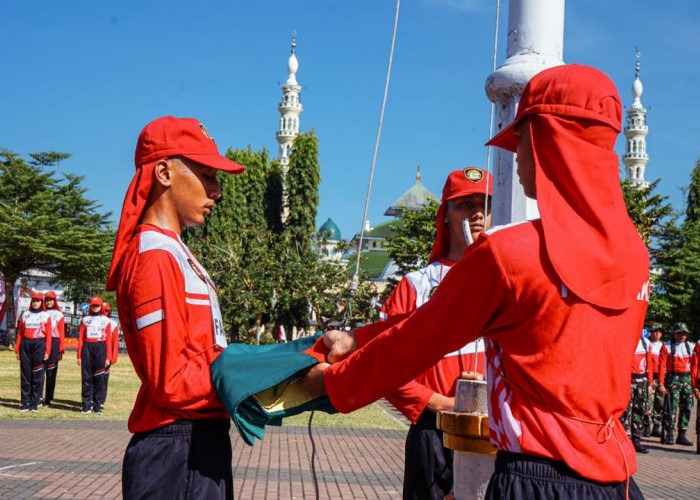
[598,414,615,442]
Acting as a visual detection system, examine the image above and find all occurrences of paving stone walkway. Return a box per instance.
[0,409,697,499]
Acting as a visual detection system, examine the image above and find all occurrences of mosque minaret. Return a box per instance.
[276,32,303,175]
[622,50,650,187]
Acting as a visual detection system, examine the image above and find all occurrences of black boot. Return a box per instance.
[661,428,675,445]
[643,423,651,437]
[676,430,693,446]
[632,438,649,454]
[696,434,700,455]
[651,424,662,437]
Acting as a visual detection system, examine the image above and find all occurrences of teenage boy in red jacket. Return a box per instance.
[304,65,649,499]
[379,167,491,500]
[106,116,245,499]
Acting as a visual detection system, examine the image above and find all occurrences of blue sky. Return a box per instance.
[2,0,699,240]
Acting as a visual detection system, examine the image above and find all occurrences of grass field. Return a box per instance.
[0,348,403,430]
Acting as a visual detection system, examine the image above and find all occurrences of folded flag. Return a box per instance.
[211,333,337,445]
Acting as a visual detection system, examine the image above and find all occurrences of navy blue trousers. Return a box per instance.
[403,410,453,500]
[19,338,45,407]
[80,341,106,412]
[486,450,644,499]
[43,338,60,404]
[122,419,233,500]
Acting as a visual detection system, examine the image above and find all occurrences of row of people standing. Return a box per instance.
[622,321,700,454]
[15,293,119,414]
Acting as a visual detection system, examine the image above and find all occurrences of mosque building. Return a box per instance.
[276,33,302,171]
[276,33,303,220]
[344,167,437,284]
[318,217,344,263]
[622,50,650,187]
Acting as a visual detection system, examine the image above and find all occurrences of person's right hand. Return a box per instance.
[298,362,330,398]
[693,387,700,400]
[77,359,81,366]
[323,329,358,363]
[659,384,667,396]
[16,354,20,361]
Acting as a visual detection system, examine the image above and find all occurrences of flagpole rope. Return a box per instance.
[345,0,401,324]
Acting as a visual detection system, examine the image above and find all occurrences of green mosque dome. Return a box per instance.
[319,218,341,241]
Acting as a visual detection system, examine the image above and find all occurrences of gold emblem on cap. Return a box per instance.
[464,168,483,183]
[199,123,216,144]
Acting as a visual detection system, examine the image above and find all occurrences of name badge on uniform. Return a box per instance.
[25,317,41,329]
[208,288,227,349]
[187,256,227,349]
[86,321,101,339]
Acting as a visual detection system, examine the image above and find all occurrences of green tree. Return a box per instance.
[685,160,700,223]
[0,149,113,343]
[674,161,700,331]
[642,162,700,332]
[621,179,674,248]
[620,178,678,322]
[275,131,323,331]
[383,198,439,279]
[183,147,282,343]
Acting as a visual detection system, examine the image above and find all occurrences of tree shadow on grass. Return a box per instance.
[0,397,82,412]
[0,397,21,409]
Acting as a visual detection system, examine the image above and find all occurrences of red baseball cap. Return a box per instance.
[31,292,44,301]
[135,116,245,173]
[428,167,492,264]
[89,296,103,306]
[442,167,493,201]
[44,291,57,299]
[103,302,111,311]
[106,116,246,291]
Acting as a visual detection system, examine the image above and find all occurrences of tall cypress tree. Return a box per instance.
[183,147,282,342]
[275,132,322,330]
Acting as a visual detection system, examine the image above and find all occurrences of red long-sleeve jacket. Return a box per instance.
[630,337,653,385]
[325,221,649,483]
[16,310,52,357]
[659,340,693,382]
[377,258,485,423]
[107,318,120,364]
[46,309,66,354]
[647,340,664,377]
[78,314,112,359]
[115,225,228,433]
[691,342,700,390]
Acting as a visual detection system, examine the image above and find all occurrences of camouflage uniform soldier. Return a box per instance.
[645,323,666,437]
[659,322,694,446]
[621,332,653,453]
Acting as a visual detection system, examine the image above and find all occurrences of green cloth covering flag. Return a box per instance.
[211,333,337,445]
